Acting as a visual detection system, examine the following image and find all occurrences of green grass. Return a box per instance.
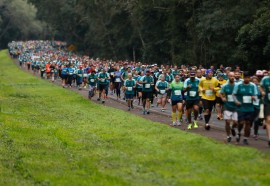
[0,49,270,186]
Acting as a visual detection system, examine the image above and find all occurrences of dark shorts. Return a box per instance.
[185,99,200,109]
[99,84,107,91]
[238,111,254,122]
[202,99,215,112]
[61,74,68,80]
[264,104,270,117]
[142,91,153,100]
[171,100,183,106]
[125,94,134,100]
[215,97,224,105]
[137,88,142,93]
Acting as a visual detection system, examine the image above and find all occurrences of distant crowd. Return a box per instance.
[8,40,270,147]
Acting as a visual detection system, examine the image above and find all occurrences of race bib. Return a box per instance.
[127,87,133,91]
[101,79,105,82]
[174,90,181,96]
[115,78,121,82]
[205,90,213,96]
[243,96,252,103]
[90,79,95,82]
[253,99,260,106]
[145,84,150,88]
[160,90,166,94]
[111,72,114,76]
[189,91,196,97]
[227,95,234,102]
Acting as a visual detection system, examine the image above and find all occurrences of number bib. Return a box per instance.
[243,96,252,103]
[115,78,121,82]
[160,90,166,94]
[227,95,234,102]
[127,87,133,91]
[189,91,196,97]
[145,84,150,88]
[174,90,181,96]
[90,79,95,82]
[205,90,213,96]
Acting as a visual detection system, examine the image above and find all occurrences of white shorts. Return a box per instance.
[223,110,238,121]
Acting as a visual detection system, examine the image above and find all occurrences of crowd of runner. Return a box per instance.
[8,40,270,147]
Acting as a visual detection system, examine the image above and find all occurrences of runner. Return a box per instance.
[169,74,184,126]
[215,73,227,120]
[220,72,238,143]
[97,68,110,103]
[124,73,136,111]
[61,64,68,88]
[114,66,122,100]
[88,70,97,99]
[199,69,219,130]
[259,70,270,146]
[155,74,169,112]
[184,71,200,129]
[139,70,154,115]
[76,65,84,90]
[233,71,257,145]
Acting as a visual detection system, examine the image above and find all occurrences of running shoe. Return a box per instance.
[243,139,249,145]
[198,114,203,120]
[143,110,146,115]
[205,124,210,130]
[185,118,188,124]
[227,136,232,143]
[97,98,100,101]
[177,120,181,126]
[217,115,221,120]
[147,111,150,114]
[131,105,134,109]
[161,109,165,112]
[188,124,192,130]
[172,122,176,126]
[101,100,105,104]
[268,140,270,147]
[231,127,236,137]
[128,107,131,111]
[193,121,198,128]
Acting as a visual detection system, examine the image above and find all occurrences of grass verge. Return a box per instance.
[0,49,270,186]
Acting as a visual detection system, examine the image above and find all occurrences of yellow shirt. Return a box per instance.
[216,79,227,97]
[199,77,219,101]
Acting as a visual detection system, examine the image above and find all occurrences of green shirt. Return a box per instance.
[220,83,236,111]
[88,74,97,86]
[140,75,154,92]
[124,79,136,95]
[261,76,270,104]
[170,80,184,101]
[184,78,200,100]
[156,80,169,94]
[98,72,109,85]
[233,83,256,112]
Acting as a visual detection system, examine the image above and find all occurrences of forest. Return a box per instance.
[1,0,270,71]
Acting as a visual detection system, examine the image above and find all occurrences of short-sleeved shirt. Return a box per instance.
[199,77,219,101]
[170,80,184,101]
[184,78,200,100]
[261,76,270,104]
[98,72,109,85]
[156,80,169,94]
[140,75,154,92]
[124,79,136,95]
[220,83,236,111]
[233,83,256,112]
[88,74,97,86]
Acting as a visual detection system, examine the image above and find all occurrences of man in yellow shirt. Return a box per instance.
[199,69,219,130]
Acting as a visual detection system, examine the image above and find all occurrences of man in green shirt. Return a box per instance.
[233,71,257,145]
[139,70,154,114]
[220,72,238,143]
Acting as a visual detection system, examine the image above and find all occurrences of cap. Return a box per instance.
[217,73,223,77]
[146,70,150,73]
[256,70,263,76]
[206,69,213,75]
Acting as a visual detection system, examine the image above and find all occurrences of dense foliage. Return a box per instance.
[1,0,270,71]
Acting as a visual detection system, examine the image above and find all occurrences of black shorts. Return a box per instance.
[264,104,270,117]
[125,94,134,100]
[202,99,215,112]
[61,74,68,80]
[171,100,183,106]
[215,97,224,105]
[99,84,107,91]
[185,99,200,109]
[238,111,254,122]
[142,91,153,100]
[137,88,142,93]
